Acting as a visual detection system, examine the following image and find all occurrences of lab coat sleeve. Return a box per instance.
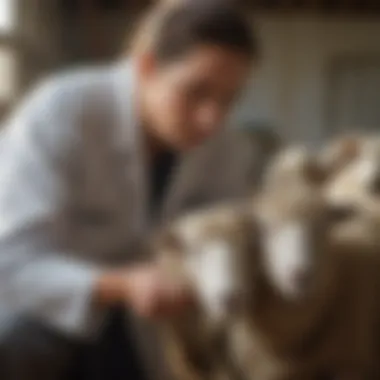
[0,74,104,340]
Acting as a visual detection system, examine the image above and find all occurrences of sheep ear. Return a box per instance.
[320,136,361,175]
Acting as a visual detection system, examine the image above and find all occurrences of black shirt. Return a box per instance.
[149,150,178,216]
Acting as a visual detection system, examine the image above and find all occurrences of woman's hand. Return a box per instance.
[96,264,193,318]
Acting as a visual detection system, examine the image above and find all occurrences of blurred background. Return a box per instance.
[1,0,380,144]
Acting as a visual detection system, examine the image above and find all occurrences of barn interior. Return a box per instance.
[1,0,380,143]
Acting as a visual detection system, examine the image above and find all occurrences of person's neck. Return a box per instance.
[142,123,175,164]
[138,87,178,161]
[138,90,170,160]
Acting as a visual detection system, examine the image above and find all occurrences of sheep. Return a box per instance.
[321,133,380,210]
[225,185,380,380]
[148,141,380,380]
[319,134,380,248]
[149,202,260,380]
[262,140,380,246]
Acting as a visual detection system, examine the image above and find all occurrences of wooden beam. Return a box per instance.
[242,0,380,12]
[119,0,380,14]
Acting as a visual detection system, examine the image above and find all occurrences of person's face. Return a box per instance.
[138,45,252,151]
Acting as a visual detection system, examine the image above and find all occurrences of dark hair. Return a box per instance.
[130,1,259,63]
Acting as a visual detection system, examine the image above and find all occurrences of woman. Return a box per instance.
[0,1,258,379]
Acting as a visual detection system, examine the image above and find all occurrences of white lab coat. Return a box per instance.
[0,59,167,379]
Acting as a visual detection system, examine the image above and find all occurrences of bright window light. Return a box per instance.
[0,0,14,32]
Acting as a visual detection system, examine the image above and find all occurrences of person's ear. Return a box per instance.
[136,51,157,81]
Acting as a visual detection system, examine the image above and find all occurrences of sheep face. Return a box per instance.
[154,207,257,325]
[255,190,333,302]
